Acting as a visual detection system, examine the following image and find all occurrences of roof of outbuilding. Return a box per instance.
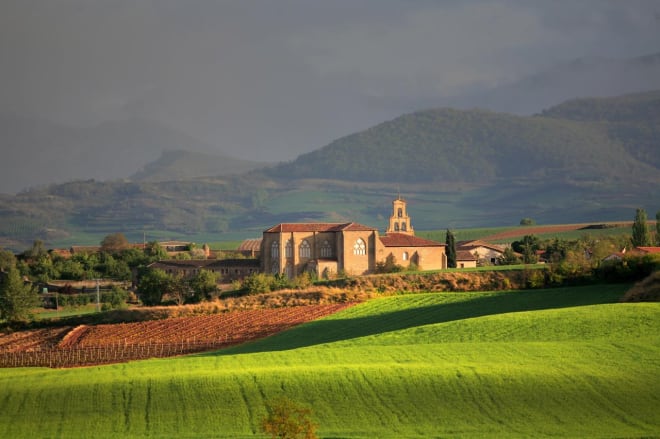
[237,239,262,252]
[379,233,444,247]
[264,222,377,233]
[456,250,478,261]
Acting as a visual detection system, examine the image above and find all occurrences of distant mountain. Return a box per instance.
[267,91,660,186]
[130,150,269,182]
[0,115,226,194]
[0,90,658,251]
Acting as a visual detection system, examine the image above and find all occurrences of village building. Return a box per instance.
[456,240,506,265]
[147,258,260,283]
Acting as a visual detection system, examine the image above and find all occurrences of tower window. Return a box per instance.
[271,241,279,258]
[397,208,403,217]
[394,222,400,231]
[402,223,407,231]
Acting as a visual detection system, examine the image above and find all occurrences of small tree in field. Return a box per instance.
[261,397,317,439]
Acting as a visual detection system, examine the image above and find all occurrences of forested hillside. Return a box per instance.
[0,91,658,251]
[267,92,660,184]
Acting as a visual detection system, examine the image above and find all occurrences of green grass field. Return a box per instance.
[0,285,658,438]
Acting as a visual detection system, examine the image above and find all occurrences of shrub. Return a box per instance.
[261,397,317,439]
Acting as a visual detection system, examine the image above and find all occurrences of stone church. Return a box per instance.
[261,197,447,278]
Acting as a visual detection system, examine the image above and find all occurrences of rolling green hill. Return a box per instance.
[0,91,658,250]
[266,104,659,184]
[0,285,658,438]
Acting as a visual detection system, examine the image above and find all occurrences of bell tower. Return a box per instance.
[386,196,414,236]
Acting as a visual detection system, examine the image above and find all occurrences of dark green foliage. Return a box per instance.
[375,253,404,273]
[498,247,521,265]
[0,266,40,323]
[445,230,457,268]
[519,218,536,226]
[632,208,651,247]
[0,249,16,271]
[136,268,172,306]
[597,254,660,283]
[512,235,540,264]
[100,285,129,310]
[187,270,218,302]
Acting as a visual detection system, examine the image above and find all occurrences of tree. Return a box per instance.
[136,268,172,306]
[261,397,317,439]
[520,218,536,226]
[512,235,539,264]
[0,266,40,323]
[188,270,218,302]
[0,248,16,271]
[498,247,521,265]
[631,208,650,247]
[445,229,457,268]
[145,241,168,261]
[100,232,130,254]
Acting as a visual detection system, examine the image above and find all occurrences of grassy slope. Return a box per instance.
[0,285,658,438]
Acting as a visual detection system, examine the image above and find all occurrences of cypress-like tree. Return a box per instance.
[631,208,650,247]
[445,229,457,268]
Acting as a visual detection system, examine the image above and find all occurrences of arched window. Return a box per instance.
[402,251,409,261]
[320,240,332,258]
[397,208,403,218]
[401,223,407,231]
[271,260,279,274]
[299,240,311,258]
[353,238,366,255]
[285,239,293,258]
[271,241,279,258]
[394,222,400,231]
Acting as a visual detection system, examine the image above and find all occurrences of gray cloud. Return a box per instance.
[1,0,659,168]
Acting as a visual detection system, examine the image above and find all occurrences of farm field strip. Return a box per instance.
[0,303,353,367]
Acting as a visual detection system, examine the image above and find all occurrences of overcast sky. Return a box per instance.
[1,0,659,162]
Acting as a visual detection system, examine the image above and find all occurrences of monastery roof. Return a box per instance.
[379,233,445,247]
[636,246,660,254]
[264,222,377,233]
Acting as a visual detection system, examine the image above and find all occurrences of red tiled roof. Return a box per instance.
[380,233,444,247]
[456,250,477,261]
[636,247,660,254]
[264,222,377,233]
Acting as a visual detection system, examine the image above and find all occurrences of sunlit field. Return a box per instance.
[0,285,658,438]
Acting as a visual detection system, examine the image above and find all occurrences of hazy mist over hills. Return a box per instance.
[1,1,659,194]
